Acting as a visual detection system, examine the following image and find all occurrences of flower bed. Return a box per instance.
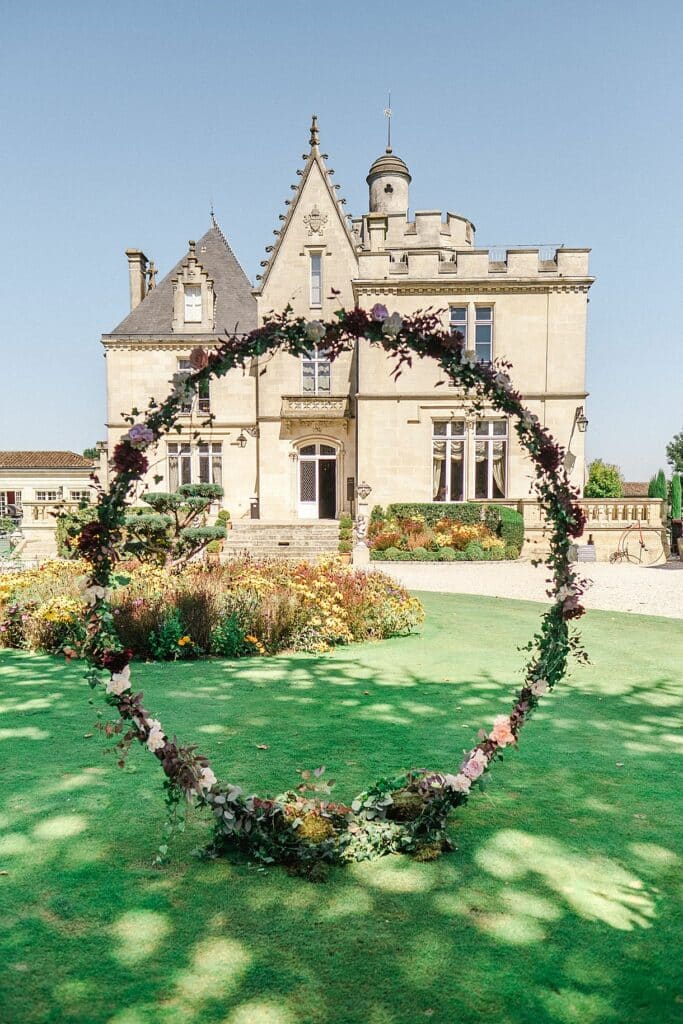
[0,558,424,659]
[368,504,522,561]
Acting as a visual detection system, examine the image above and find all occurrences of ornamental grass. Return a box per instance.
[0,557,424,660]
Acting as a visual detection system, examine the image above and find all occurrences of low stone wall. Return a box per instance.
[520,498,667,563]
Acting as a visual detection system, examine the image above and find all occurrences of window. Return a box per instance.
[475,307,493,362]
[447,305,493,380]
[310,252,322,307]
[168,442,222,490]
[449,306,468,345]
[184,285,202,323]
[199,443,222,486]
[35,490,59,502]
[432,420,466,502]
[475,420,507,499]
[70,490,91,503]
[178,359,210,414]
[0,491,22,517]
[302,347,331,395]
[168,443,192,491]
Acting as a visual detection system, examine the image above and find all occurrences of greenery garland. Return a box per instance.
[75,305,588,878]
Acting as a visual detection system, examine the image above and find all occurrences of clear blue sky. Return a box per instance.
[1,0,681,479]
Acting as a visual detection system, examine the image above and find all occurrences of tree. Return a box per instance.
[671,474,682,520]
[123,483,226,566]
[666,430,683,474]
[83,446,99,461]
[583,459,624,498]
[648,469,667,500]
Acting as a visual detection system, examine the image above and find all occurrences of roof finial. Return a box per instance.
[309,114,319,148]
[383,92,392,153]
[210,197,216,226]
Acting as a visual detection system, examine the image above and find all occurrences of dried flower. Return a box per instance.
[107,666,131,696]
[304,321,326,344]
[189,346,209,370]
[530,678,548,696]
[112,442,148,475]
[381,312,403,338]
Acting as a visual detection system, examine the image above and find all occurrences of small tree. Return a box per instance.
[666,430,683,473]
[124,483,226,566]
[648,469,667,500]
[83,446,99,461]
[671,474,682,520]
[583,459,624,498]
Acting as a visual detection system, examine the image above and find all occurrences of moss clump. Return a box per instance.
[386,790,424,822]
[297,813,336,845]
[412,842,445,862]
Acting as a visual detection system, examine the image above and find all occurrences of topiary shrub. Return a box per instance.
[497,507,524,551]
[463,542,487,561]
[338,540,352,554]
[411,546,429,559]
[505,544,521,560]
[437,546,457,561]
[671,474,682,520]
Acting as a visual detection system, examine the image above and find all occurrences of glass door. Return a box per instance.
[298,444,337,519]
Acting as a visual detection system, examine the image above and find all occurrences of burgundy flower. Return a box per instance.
[112,442,149,475]
[101,648,134,673]
[341,307,371,337]
[567,504,587,537]
[76,520,108,554]
[537,441,561,474]
[562,597,585,620]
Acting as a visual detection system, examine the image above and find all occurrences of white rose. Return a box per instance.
[199,767,217,791]
[106,666,131,696]
[146,719,165,753]
[462,349,478,368]
[530,679,548,696]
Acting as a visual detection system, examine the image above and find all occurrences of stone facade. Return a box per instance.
[102,118,593,527]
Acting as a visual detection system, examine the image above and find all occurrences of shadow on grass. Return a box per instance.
[1,590,682,1023]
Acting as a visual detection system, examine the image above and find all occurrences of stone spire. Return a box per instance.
[309,114,320,148]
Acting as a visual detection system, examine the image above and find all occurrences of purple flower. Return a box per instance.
[126,424,154,448]
[370,303,389,322]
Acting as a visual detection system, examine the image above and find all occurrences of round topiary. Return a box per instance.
[72,305,588,875]
[437,547,457,561]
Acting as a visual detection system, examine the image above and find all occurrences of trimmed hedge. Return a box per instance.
[371,544,518,563]
[386,502,524,552]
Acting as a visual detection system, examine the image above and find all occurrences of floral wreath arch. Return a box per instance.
[76,305,588,875]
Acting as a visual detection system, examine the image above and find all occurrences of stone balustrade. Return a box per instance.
[519,497,667,562]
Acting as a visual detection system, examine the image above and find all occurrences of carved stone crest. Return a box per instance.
[303,204,328,236]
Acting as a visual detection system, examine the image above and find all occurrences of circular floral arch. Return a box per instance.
[76,305,588,875]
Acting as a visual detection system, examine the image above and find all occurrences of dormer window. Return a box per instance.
[184,285,202,323]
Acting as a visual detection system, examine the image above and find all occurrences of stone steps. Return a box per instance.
[221,522,340,563]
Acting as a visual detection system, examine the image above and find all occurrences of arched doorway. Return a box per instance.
[297,442,337,519]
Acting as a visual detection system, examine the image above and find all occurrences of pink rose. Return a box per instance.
[462,749,488,780]
[530,679,548,696]
[489,714,515,748]
[444,772,472,794]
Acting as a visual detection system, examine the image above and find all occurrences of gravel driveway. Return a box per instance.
[373,559,683,619]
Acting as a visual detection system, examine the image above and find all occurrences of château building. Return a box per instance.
[102,117,593,532]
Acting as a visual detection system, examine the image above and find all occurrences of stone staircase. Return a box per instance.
[221,521,340,562]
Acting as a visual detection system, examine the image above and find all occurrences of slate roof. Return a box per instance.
[623,482,650,498]
[0,452,95,470]
[107,222,257,337]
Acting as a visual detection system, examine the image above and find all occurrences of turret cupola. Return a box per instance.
[367,147,411,215]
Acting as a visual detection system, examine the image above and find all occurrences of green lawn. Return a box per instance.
[0,592,681,1024]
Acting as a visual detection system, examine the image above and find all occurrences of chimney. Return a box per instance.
[125,249,148,310]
